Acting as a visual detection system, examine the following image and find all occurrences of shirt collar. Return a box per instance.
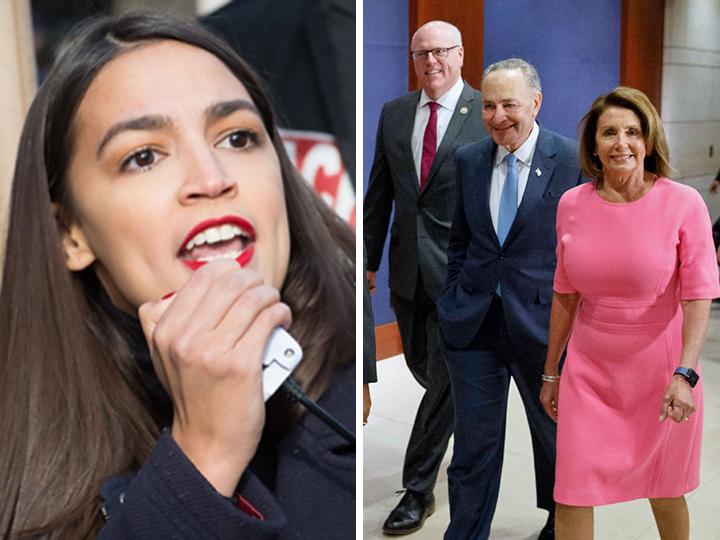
[418,77,465,111]
[495,122,540,167]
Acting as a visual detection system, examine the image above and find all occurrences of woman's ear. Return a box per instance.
[53,203,96,271]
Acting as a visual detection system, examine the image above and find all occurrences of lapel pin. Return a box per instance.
[535,168,542,177]
[459,106,468,115]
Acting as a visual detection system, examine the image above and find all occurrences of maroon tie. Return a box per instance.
[420,101,439,189]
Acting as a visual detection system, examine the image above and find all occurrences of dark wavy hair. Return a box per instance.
[578,86,672,183]
[0,11,354,538]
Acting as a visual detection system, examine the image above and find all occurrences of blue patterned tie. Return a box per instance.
[496,153,518,297]
[497,153,518,246]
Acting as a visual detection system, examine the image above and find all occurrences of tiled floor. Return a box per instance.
[363,304,720,539]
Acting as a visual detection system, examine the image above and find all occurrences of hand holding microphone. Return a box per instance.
[138,259,291,496]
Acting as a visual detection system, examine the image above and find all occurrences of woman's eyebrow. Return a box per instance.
[96,114,173,160]
[205,99,261,122]
[95,101,259,160]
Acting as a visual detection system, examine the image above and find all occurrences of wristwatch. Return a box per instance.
[673,367,699,388]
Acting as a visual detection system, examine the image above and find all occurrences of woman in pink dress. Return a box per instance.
[540,87,720,539]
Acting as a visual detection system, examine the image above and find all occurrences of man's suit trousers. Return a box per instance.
[391,273,454,495]
[443,296,556,540]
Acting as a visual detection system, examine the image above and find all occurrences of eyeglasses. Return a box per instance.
[410,45,460,60]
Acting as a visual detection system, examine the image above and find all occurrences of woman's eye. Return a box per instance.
[120,148,161,173]
[218,130,259,150]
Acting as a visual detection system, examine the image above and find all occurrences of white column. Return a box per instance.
[662,0,720,220]
[0,0,37,270]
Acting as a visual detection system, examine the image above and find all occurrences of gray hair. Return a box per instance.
[411,20,462,46]
[483,58,541,93]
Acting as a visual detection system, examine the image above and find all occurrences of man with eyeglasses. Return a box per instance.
[436,58,587,540]
[364,20,487,535]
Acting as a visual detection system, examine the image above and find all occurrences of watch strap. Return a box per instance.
[673,367,699,388]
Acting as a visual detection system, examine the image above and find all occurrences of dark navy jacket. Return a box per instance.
[97,311,355,539]
[437,128,586,354]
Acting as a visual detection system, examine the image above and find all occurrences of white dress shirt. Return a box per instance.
[411,77,465,184]
[490,122,540,231]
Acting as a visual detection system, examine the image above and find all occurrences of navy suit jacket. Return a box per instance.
[437,127,586,352]
[97,365,355,539]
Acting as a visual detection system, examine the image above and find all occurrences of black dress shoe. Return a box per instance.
[382,490,435,536]
[537,512,555,540]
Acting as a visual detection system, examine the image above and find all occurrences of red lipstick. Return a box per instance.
[178,215,256,271]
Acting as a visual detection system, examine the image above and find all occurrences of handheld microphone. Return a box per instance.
[262,328,355,445]
[260,327,303,400]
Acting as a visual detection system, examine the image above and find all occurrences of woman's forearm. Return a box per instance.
[544,292,581,375]
[679,299,711,370]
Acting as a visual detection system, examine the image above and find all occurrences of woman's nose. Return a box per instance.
[178,146,236,203]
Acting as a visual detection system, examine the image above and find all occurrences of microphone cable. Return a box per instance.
[281,378,355,445]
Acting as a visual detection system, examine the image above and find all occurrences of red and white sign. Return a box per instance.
[281,129,355,228]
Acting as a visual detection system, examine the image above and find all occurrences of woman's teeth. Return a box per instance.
[184,224,247,251]
[194,251,243,263]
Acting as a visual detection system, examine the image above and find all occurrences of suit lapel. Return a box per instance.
[472,140,500,249]
[503,129,555,246]
[420,83,475,195]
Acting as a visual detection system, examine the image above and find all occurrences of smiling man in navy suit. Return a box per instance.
[436,58,586,540]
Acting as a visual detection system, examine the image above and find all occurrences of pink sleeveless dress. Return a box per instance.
[552,178,720,505]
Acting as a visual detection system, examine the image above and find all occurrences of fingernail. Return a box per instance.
[161,291,176,300]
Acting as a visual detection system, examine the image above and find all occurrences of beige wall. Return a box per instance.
[662,0,720,221]
[0,0,36,268]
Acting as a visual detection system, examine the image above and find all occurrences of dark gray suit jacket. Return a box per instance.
[364,83,488,301]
